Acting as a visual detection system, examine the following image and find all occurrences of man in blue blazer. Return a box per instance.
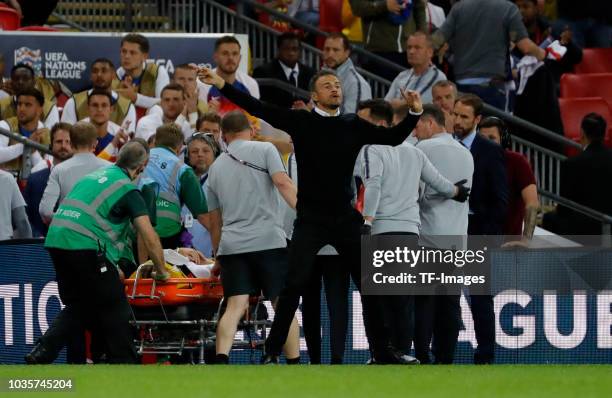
[453,94,508,364]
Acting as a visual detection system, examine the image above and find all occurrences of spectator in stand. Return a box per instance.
[81,90,130,162]
[513,0,582,87]
[253,32,316,108]
[553,0,611,48]
[61,59,136,135]
[23,123,73,237]
[198,36,260,115]
[322,33,372,114]
[148,64,208,131]
[350,0,426,81]
[544,113,612,235]
[425,0,445,32]
[135,84,192,142]
[287,0,320,26]
[432,0,546,110]
[431,80,456,133]
[0,64,59,129]
[0,88,49,182]
[0,169,32,241]
[479,116,539,245]
[39,122,110,224]
[116,34,170,114]
[385,31,446,106]
[341,0,363,42]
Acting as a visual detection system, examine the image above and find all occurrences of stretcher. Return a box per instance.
[124,264,271,364]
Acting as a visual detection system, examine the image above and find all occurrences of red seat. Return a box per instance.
[0,7,20,30]
[560,73,612,109]
[559,97,612,156]
[575,48,612,74]
[18,26,59,31]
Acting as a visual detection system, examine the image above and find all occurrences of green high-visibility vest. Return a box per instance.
[45,165,138,265]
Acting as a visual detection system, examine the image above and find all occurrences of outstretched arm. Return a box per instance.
[357,90,423,147]
[197,67,303,135]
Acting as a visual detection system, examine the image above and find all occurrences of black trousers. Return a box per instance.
[414,294,461,364]
[301,255,350,364]
[470,294,495,364]
[376,232,416,355]
[265,208,389,358]
[39,248,137,364]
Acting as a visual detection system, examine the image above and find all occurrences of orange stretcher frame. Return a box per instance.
[124,277,224,307]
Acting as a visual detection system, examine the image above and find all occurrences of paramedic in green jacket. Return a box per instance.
[140,123,210,250]
[25,141,169,364]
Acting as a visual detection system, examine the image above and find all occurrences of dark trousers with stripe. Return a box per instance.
[265,207,390,358]
[38,249,137,364]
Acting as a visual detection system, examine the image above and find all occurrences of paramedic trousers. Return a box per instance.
[38,248,137,364]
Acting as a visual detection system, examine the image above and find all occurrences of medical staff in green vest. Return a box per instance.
[140,123,210,250]
[25,141,169,364]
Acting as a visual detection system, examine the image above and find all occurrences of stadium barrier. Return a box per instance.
[2,239,612,364]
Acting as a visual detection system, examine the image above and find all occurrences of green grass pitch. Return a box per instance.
[1,365,611,397]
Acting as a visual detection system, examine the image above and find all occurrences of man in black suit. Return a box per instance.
[453,94,508,364]
[253,32,315,108]
[544,113,612,235]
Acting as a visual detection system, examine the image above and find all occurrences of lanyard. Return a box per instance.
[226,151,268,173]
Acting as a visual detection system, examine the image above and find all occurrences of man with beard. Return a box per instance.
[453,94,508,364]
[0,88,50,183]
[198,66,423,364]
[182,131,221,257]
[322,33,371,114]
[23,123,73,237]
[198,36,260,116]
[61,59,136,135]
[148,64,209,131]
[0,64,59,129]
[39,122,111,224]
[135,84,193,142]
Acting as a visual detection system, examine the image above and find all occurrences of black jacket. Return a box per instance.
[558,142,612,234]
[468,133,509,235]
[219,82,419,215]
[252,60,315,108]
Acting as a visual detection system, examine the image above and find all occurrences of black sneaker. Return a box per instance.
[25,342,53,365]
[260,353,280,365]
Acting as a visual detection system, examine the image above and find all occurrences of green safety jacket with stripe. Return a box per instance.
[45,165,138,265]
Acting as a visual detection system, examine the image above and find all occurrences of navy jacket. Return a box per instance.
[23,166,51,237]
[468,133,509,235]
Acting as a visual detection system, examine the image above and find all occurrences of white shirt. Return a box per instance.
[426,2,446,29]
[147,104,199,129]
[135,112,193,142]
[313,106,340,117]
[116,62,170,109]
[279,60,300,84]
[60,89,137,133]
[197,69,260,102]
[0,120,45,167]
